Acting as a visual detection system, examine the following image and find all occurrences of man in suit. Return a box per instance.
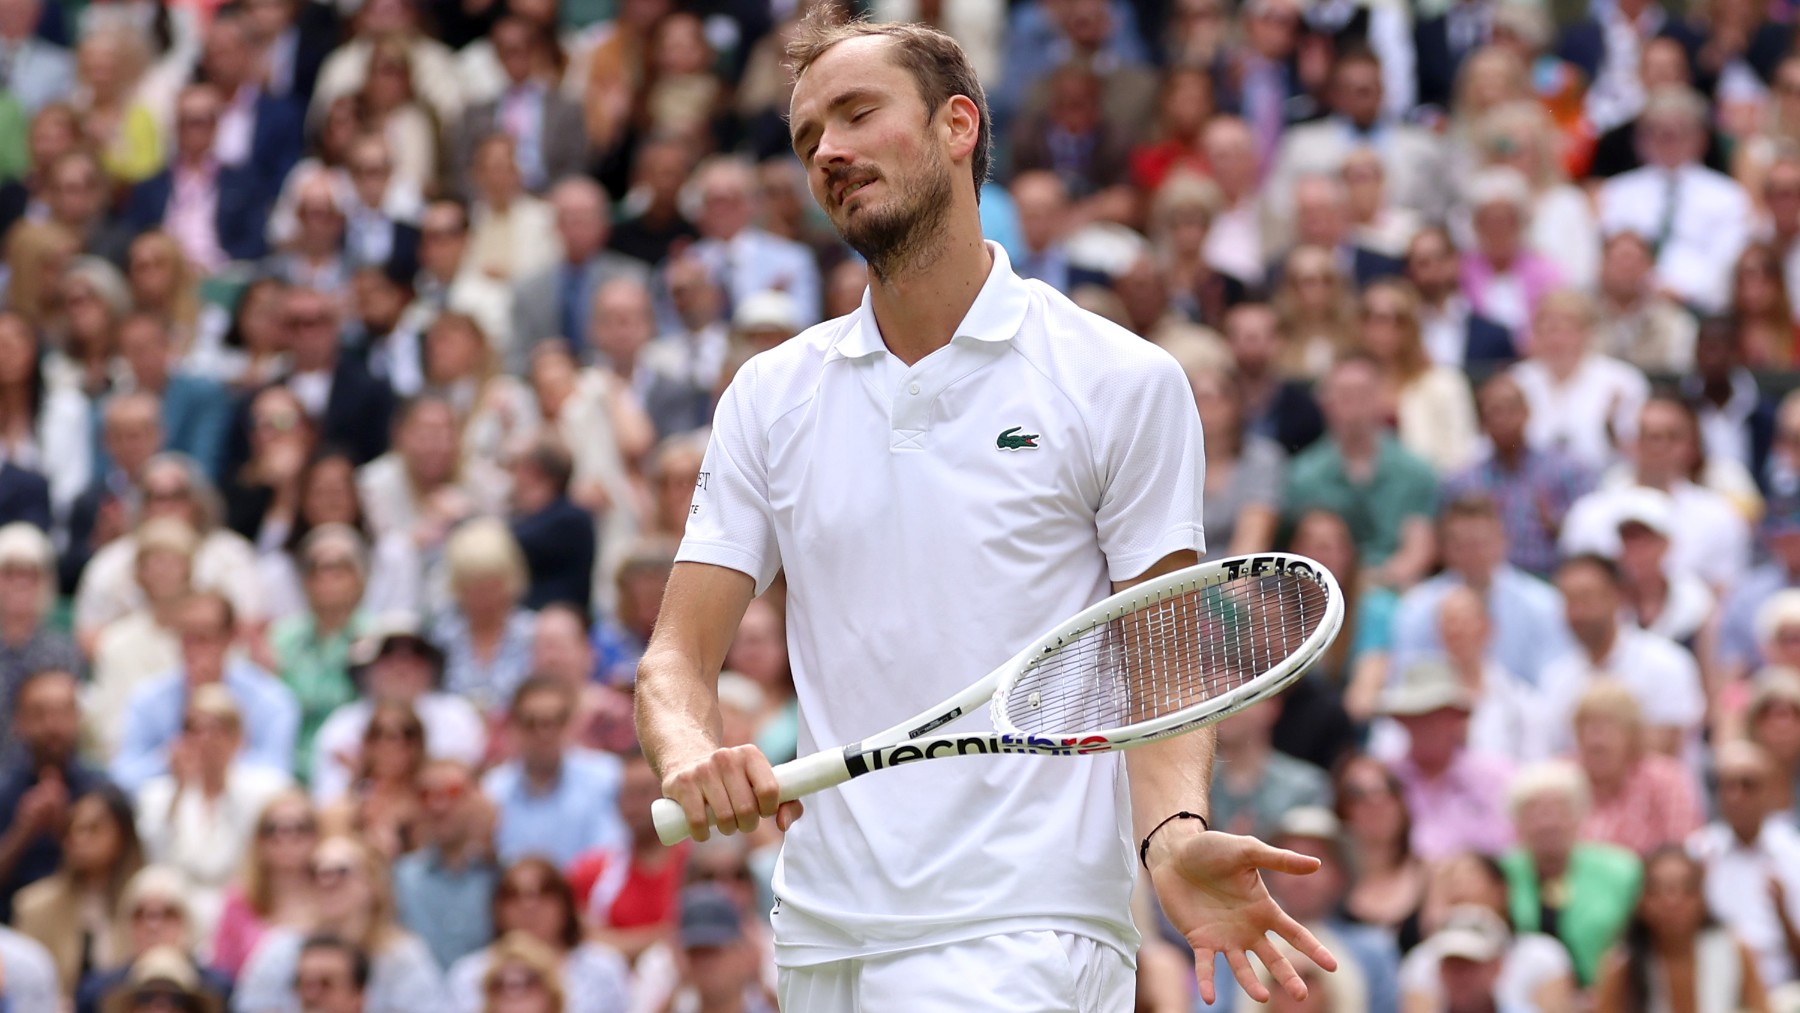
[341,134,421,273]
[508,436,595,614]
[222,287,396,477]
[1010,170,1113,294]
[510,177,652,370]
[1587,37,1728,178]
[1010,62,1134,202]
[0,0,71,115]
[1266,47,1450,228]
[687,156,824,327]
[123,84,272,270]
[63,392,162,595]
[199,10,303,195]
[1559,0,1703,134]
[406,198,511,355]
[1015,0,1159,139]
[1414,0,1494,112]
[1272,174,1405,289]
[1406,225,1516,368]
[44,151,134,266]
[241,0,337,105]
[452,15,585,198]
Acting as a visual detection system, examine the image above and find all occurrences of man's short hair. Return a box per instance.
[298,933,370,992]
[785,10,992,201]
[518,436,575,497]
[510,673,575,715]
[1556,552,1622,587]
[1440,495,1501,529]
[180,589,236,633]
[10,666,76,715]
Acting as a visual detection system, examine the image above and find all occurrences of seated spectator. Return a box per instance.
[349,262,425,401]
[183,276,291,393]
[1688,739,1800,992]
[1341,150,1422,262]
[1406,906,1536,1013]
[446,859,631,1013]
[475,932,571,1013]
[356,396,474,547]
[0,523,82,755]
[1605,488,1715,647]
[1286,509,1397,706]
[310,613,486,803]
[525,604,633,755]
[354,43,438,207]
[1283,353,1438,589]
[1592,231,1698,374]
[97,944,230,1013]
[431,519,537,713]
[393,759,498,972]
[1009,170,1110,297]
[1386,494,1571,688]
[1541,554,1706,759]
[225,385,317,552]
[1401,852,1578,1008]
[72,25,163,184]
[1500,761,1642,987]
[74,453,263,656]
[1333,755,1428,952]
[268,524,375,780]
[522,342,651,573]
[466,135,560,285]
[121,83,270,269]
[1354,278,1479,473]
[1509,289,1651,472]
[481,677,627,867]
[577,752,687,963]
[507,437,595,614]
[1405,226,1516,370]
[0,309,89,518]
[686,157,823,327]
[261,448,421,625]
[424,313,533,484]
[75,866,233,1013]
[1271,244,1359,381]
[1375,659,1516,861]
[1748,673,1800,817]
[606,135,701,270]
[88,518,199,760]
[209,790,321,980]
[1207,699,1330,840]
[319,701,425,859]
[110,592,300,794]
[1574,681,1704,856]
[134,685,294,941]
[1457,167,1562,336]
[1473,101,1600,290]
[235,834,448,1013]
[52,255,132,404]
[0,668,109,918]
[509,177,650,360]
[112,313,233,484]
[13,785,144,994]
[1596,846,1769,1012]
[723,599,797,767]
[289,934,373,1013]
[658,885,779,1013]
[1598,86,1753,314]
[1223,302,1323,455]
[262,171,354,300]
[1681,316,1776,487]
[64,391,166,596]
[1177,358,1283,559]
[592,540,677,690]
[406,200,512,363]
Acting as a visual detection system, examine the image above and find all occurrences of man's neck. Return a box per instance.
[1580,626,1620,665]
[867,212,992,366]
[1336,429,1379,463]
[1408,749,1457,781]
[1490,439,1527,469]
[1460,565,1496,594]
[523,754,563,789]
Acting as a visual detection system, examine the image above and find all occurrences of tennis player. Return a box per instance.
[636,11,1336,1010]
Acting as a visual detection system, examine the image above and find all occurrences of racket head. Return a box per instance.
[988,553,1344,747]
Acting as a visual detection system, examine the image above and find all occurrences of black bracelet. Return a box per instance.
[1140,811,1209,869]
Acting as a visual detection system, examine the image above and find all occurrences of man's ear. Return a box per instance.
[942,94,982,167]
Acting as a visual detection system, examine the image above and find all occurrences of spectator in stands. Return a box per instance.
[452,17,585,199]
[1607,488,1715,646]
[13,785,143,994]
[356,395,469,545]
[1223,302,1322,455]
[446,858,630,1013]
[184,276,290,392]
[1683,317,1776,485]
[227,385,319,552]
[261,449,420,624]
[1284,353,1438,589]
[1333,755,1427,950]
[1286,173,1405,293]
[133,685,293,939]
[291,934,371,1013]
[42,151,132,267]
[408,200,511,361]
[1597,846,1770,1013]
[1598,86,1752,313]
[506,438,593,614]
[1272,247,1362,382]
[110,591,299,793]
[210,790,320,980]
[310,613,486,801]
[1732,243,1800,370]
[0,308,91,518]
[592,539,677,688]
[264,172,354,300]
[1573,680,1703,856]
[431,519,535,713]
[467,135,559,285]
[1207,697,1329,840]
[1509,289,1651,472]
[1375,659,1515,860]
[1689,739,1800,991]
[1259,807,1398,1013]
[482,677,625,867]
[1010,170,1107,296]
[1499,760,1642,986]
[1457,167,1562,337]
[269,523,372,778]
[72,25,162,185]
[235,833,447,1013]
[1178,359,1282,557]
[88,519,198,759]
[1400,853,1577,1011]
[77,865,232,1013]
[338,135,420,280]
[0,667,105,918]
[427,314,533,480]
[0,0,73,115]
[392,758,497,971]
[65,391,164,595]
[123,83,270,270]
[1355,278,1478,473]
[199,10,303,186]
[0,920,61,1013]
[319,700,425,859]
[1592,231,1699,375]
[664,884,777,1013]
[113,314,231,483]
[1748,673,1800,817]
[687,157,822,327]
[510,177,650,362]
[0,524,80,755]
[1718,499,1800,684]
[608,136,699,268]
[95,942,229,1013]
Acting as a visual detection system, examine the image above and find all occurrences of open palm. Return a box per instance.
[1149,830,1338,1005]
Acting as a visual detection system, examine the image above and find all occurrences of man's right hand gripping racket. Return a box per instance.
[653,553,1346,845]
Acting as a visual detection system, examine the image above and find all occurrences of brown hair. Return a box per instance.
[785,8,992,200]
[1359,279,1429,384]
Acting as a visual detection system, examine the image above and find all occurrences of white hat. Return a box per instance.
[1430,905,1509,963]
[1378,658,1474,717]
[1612,486,1674,539]
[1274,805,1341,841]
[733,290,802,334]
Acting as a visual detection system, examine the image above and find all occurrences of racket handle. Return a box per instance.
[651,747,853,846]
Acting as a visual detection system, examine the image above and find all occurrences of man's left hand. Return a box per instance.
[1147,827,1337,1005]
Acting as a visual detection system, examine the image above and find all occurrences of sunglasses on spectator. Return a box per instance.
[295,972,349,993]
[367,721,421,743]
[306,554,357,574]
[133,903,183,923]
[260,818,316,840]
[255,409,302,432]
[1361,308,1407,323]
[488,971,545,996]
[500,880,555,903]
[311,861,358,885]
[145,485,191,503]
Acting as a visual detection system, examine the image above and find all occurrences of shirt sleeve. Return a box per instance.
[676,362,782,594]
[1093,351,1207,582]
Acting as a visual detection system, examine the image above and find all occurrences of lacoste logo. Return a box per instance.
[997,426,1040,451]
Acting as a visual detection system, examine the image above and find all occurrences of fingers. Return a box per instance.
[1241,840,1325,876]
[1253,936,1309,1003]
[661,744,780,840]
[1224,947,1270,1005]
[1272,914,1339,973]
[1192,949,1218,1007]
[775,799,804,832]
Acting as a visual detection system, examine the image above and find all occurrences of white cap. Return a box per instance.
[1612,486,1674,538]
[733,290,802,334]
[1430,904,1509,963]
[1378,658,1474,716]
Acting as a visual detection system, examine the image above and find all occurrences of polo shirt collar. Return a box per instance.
[831,241,1030,362]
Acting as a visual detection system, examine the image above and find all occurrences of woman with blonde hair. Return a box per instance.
[356,37,439,196]
[4,220,79,330]
[75,864,234,1011]
[432,519,536,714]
[1356,279,1480,472]
[73,24,163,183]
[1472,100,1599,290]
[480,932,568,1013]
[209,790,319,979]
[1273,245,1358,380]
[236,834,447,1012]
[1573,680,1703,856]
[1447,45,1532,173]
[126,232,205,350]
[52,255,131,399]
[1147,172,1249,328]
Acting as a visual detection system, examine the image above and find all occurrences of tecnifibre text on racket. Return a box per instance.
[653,552,1346,845]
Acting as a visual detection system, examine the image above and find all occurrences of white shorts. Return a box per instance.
[776,930,1135,1013]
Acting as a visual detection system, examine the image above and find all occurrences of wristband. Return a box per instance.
[1139,811,1209,869]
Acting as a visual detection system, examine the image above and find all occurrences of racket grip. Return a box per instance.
[651,747,854,846]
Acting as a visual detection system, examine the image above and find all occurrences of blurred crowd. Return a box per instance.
[11,0,1800,1010]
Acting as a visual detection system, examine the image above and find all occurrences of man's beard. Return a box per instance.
[832,154,955,282]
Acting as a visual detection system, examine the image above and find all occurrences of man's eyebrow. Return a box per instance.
[790,87,883,152]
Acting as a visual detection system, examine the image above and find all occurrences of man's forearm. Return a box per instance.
[1126,726,1215,864]
[634,644,726,779]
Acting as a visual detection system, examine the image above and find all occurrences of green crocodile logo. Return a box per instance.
[996,426,1040,451]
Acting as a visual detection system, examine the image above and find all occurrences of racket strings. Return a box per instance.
[999,573,1328,736]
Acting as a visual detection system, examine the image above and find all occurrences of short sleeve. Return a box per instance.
[1093,352,1206,581]
[676,363,782,594]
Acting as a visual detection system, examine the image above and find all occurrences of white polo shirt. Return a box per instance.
[1537,626,1706,760]
[678,242,1206,968]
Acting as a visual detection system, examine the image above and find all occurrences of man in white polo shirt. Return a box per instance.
[634,10,1335,1013]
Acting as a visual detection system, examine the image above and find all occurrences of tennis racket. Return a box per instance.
[653,552,1345,846]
